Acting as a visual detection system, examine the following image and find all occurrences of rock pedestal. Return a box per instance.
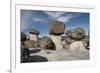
[30,34,38,41]
[49,35,63,50]
[29,28,39,42]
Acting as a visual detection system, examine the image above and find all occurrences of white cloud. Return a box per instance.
[44,11,66,19]
[44,11,77,23]
[32,17,47,22]
[57,14,73,23]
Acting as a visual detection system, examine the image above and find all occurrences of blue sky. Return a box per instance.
[21,10,89,37]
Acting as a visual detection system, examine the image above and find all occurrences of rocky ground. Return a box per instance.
[27,48,89,62]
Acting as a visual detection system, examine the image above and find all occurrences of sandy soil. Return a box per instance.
[29,48,89,62]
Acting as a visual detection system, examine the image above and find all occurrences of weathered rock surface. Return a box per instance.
[71,27,85,40]
[30,28,40,35]
[65,27,85,40]
[69,41,87,51]
[65,29,72,37]
[24,40,39,48]
[40,36,56,50]
[49,35,63,50]
[49,20,65,35]
[62,36,74,49]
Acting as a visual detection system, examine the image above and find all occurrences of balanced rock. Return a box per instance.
[30,28,39,41]
[30,28,39,35]
[49,20,65,35]
[40,36,56,50]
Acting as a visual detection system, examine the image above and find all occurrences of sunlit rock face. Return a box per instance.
[69,41,86,51]
[30,34,38,41]
[29,29,39,42]
[49,35,63,50]
[49,20,65,50]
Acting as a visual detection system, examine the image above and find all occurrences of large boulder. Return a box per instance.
[62,36,74,49]
[21,42,30,63]
[69,41,87,51]
[65,27,85,40]
[21,32,26,41]
[24,40,39,48]
[49,20,65,35]
[30,28,39,35]
[64,37,74,45]
[40,36,56,50]
[65,29,72,37]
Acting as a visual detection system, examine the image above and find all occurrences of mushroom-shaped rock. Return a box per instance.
[40,36,56,50]
[21,32,26,41]
[30,28,39,35]
[29,28,39,41]
[49,20,65,35]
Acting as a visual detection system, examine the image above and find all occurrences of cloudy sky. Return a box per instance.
[21,10,89,37]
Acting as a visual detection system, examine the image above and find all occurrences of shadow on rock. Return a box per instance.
[22,55,48,63]
[29,49,41,54]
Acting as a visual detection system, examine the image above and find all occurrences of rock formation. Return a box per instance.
[64,27,89,50]
[70,41,86,51]
[29,28,39,42]
[40,36,56,50]
[65,27,85,40]
[49,20,65,50]
[24,40,39,49]
[62,36,74,49]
